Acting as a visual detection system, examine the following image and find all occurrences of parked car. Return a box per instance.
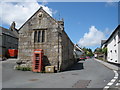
[86,56,90,59]
[79,56,86,60]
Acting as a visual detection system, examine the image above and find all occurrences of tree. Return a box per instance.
[82,47,94,57]
[94,48,102,54]
[102,47,107,54]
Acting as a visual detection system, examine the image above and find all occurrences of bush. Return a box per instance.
[15,65,32,71]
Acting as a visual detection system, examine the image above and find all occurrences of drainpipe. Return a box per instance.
[57,30,60,72]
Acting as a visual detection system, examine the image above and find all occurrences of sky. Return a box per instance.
[0,0,119,51]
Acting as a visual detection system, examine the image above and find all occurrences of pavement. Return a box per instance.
[2,58,115,89]
[94,58,120,90]
[94,58,119,71]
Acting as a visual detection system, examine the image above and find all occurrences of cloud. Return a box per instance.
[78,26,106,47]
[0,0,55,28]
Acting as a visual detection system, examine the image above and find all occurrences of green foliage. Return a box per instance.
[94,47,107,55]
[15,65,32,71]
[102,47,107,55]
[94,48,102,53]
[82,47,94,57]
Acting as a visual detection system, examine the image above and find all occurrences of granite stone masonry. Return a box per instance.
[18,7,76,71]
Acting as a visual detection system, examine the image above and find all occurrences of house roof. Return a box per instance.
[105,25,120,44]
[18,7,58,31]
[101,40,107,47]
[74,44,84,53]
[0,26,18,38]
[101,40,106,45]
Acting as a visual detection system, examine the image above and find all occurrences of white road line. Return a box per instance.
[111,79,116,82]
[104,86,110,88]
[113,70,118,76]
[104,70,118,90]
[107,82,114,86]
[115,74,118,77]
[114,77,118,79]
[116,83,120,86]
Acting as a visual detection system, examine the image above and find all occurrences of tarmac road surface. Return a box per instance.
[2,58,115,88]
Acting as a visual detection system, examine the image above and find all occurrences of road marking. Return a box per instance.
[114,77,118,79]
[110,79,116,82]
[103,70,118,90]
[107,82,113,86]
[115,79,120,86]
[104,86,110,88]
[116,83,120,86]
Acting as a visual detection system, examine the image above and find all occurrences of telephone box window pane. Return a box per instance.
[42,30,45,42]
[38,31,41,42]
[34,31,37,43]
[35,54,39,59]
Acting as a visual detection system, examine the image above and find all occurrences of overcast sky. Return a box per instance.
[0,0,119,51]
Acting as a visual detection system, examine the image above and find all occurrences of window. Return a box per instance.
[34,30,45,43]
[34,31,37,43]
[42,30,45,42]
[110,50,112,53]
[38,31,41,42]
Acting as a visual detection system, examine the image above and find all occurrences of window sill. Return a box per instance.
[34,42,46,45]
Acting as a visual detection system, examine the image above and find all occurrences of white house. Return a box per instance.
[102,25,120,64]
[74,44,84,60]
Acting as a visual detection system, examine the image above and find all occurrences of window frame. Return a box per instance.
[33,29,46,43]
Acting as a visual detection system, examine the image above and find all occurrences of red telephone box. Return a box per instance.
[32,49,44,72]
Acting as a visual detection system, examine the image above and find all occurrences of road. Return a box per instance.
[108,70,120,90]
[2,58,116,88]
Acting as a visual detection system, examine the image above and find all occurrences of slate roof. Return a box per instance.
[0,26,18,38]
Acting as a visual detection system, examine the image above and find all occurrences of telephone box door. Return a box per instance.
[32,49,43,72]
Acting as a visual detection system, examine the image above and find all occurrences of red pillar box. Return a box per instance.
[32,49,44,72]
[8,49,18,58]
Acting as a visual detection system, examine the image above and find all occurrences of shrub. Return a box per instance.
[15,65,32,71]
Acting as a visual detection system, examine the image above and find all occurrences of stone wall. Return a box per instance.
[60,31,75,71]
[18,8,60,70]
[18,7,75,71]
